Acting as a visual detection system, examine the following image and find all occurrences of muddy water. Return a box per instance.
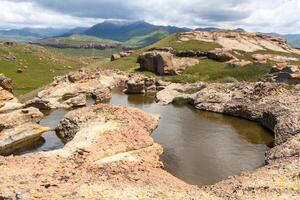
[13,91,273,186]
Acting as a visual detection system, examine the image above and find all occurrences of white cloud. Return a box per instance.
[0,0,101,29]
[1,0,300,34]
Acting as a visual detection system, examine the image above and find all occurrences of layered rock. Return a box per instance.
[270,64,300,84]
[26,69,128,109]
[207,48,237,62]
[0,104,216,199]
[0,80,49,155]
[252,53,300,63]
[137,51,199,75]
[124,73,171,94]
[178,30,300,54]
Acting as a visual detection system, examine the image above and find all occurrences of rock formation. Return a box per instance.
[26,69,128,109]
[269,63,300,84]
[0,79,49,155]
[0,74,13,93]
[252,54,300,63]
[137,50,199,75]
[178,30,300,54]
[123,73,170,94]
[111,51,133,61]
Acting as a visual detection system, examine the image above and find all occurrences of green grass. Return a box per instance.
[125,31,169,47]
[39,34,119,46]
[0,43,86,96]
[90,33,274,83]
[165,58,272,83]
[48,47,120,59]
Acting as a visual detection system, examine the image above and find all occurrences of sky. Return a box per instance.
[0,0,299,34]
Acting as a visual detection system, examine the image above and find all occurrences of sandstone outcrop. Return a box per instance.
[178,30,300,54]
[0,104,216,199]
[252,53,300,63]
[137,51,199,75]
[0,80,49,155]
[0,74,13,92]
[111,51,133,61]
[26,69,128,109]
[270,64,300,84]
[207,48,237,62]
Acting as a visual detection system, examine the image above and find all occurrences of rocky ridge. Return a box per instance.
[178,30,300,54]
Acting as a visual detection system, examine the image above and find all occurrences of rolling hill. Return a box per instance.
[0,42,89,96]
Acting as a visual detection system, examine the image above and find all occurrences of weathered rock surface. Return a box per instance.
[207,48,237,62]
[137,51,199,75]
[0,74,13,92]
[0,80,49,155]
[26,69,128,109]
[252,53,300,63]
[0,104,217,199]
[270,64,300,84]
[91,86,112,103]
[124,73,171,94]
[178,30,300,54]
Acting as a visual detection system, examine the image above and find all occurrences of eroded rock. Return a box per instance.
[178,30,300,54]
[137,51,199,75]
[32,69,128,109]
[270,64,300,84]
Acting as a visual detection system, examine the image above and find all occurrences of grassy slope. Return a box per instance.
[0,43,86,96]
[90,33,274,83]
[39,34,119,45]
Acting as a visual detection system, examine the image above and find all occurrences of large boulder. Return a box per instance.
[137,51,199,75]
[124,74,156,94]
[138,51,175,75]
[207,48,236,62]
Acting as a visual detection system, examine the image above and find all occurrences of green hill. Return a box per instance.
[0,43,88,96]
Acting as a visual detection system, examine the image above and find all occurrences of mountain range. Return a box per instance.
[1,21,299,48]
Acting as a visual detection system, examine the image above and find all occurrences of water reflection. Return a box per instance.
[109,91,273,185]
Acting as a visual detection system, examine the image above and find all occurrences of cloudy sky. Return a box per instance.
[1,0,299,34]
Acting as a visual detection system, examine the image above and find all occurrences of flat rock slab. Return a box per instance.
[0,123,50,155]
